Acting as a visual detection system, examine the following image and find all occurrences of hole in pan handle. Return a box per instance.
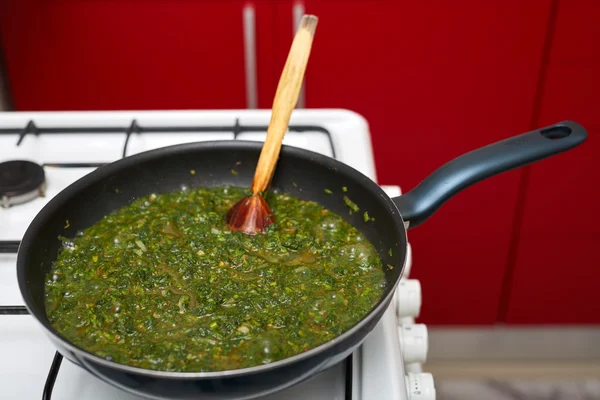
[392,120,588,229]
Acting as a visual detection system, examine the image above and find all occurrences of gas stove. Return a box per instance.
[0,109,435,400]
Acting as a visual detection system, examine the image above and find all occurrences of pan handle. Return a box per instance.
[392,120,587,229]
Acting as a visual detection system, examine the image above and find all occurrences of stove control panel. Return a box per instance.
[398,323,428,364]
[405,372,436,400]
[396,279,422,318]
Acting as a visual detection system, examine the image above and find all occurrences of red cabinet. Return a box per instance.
[505,0,600,324]
[0,0,274,110]
[274,0,551,324]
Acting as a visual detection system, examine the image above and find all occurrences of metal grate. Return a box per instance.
[0,240,27,315]
[0,118,337,158]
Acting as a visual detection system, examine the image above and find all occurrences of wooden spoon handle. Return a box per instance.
[251,15,318,194]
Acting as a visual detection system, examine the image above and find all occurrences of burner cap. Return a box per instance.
[0,160,46,208]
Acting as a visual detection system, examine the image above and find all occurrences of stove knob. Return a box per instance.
[405,372,436,400]
[396,279,422,318]
[398,323,428,364]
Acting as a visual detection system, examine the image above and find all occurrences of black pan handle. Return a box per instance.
[392,120,587,229]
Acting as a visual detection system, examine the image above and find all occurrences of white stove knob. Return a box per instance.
[396,279,422,318]
[398,323,428,364]
[405,372,436,400]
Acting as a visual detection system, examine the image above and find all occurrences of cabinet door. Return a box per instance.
[505,0,600,324]
[0,0,273,111]
[273,0,551,324]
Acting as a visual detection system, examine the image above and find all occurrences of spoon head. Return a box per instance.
[226,194,275,235]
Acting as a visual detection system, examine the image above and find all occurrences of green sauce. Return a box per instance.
[44,186,386,372]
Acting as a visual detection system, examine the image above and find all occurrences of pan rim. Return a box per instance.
[17,139,408,379]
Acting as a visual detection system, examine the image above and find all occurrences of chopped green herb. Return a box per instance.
[64,220,70,229]
[135,239,147,252]
[342,186,347,192]
[389,248,393,256]
[324,188,332,195]
[190,169,196,175]
[230,169,238,176]
[343,196,360,213]
[45,186,385,373]
[363,212,370,222]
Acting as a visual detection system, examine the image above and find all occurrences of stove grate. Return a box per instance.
[0,305,28,315]
[42,353,63,400]
[0,240,28,316]
[0,240,19,253]
[1,117,337,159]
[121,119,140,158]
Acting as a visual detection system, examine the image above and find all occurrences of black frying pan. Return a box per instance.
[17,120,587,399]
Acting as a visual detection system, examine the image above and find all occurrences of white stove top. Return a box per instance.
[0,109,435,400]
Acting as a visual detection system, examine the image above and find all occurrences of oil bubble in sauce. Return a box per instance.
[320,215,341,230]
[257,337,281,364]
[340,242,378,270]
[293,265,312,280]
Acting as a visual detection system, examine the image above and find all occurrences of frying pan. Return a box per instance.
[17,120,587,399]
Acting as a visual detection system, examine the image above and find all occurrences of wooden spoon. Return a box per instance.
[226,14,319,235]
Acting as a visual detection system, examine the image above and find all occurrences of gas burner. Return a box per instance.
[0,160,46,208]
